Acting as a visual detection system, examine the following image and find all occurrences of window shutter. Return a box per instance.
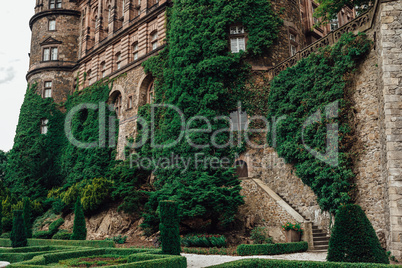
[231,38,238,53]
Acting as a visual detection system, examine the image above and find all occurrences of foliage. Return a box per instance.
[0,246,74,263]
[159,201,181,255]
[23,198,33,238]
[207,258,400,268]
[281,222,303,235]
[182,247,236,255]
[181,234,226,248]
[141,0,281,234]
[0,150,7,181]
[313,0,370,26]
[267,33,371,214]
[11,210,27,248]
[327,204,389,264]
[49,178,115,213]
[0,232,10,238]
[52,230,72,240]
[5,84,65,200]
[71,198,87,240]
[104,235,127,244]
[33,218,64,239]
[0,238,114,248]
[236,241,308,256]
[250,226,273,244]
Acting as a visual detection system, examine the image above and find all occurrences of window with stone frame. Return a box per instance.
[289,29,299,57]
[151,31,158,51]
[44,81,52,98]
[127,95,133,109]
[49,0,56,9]
[56,0,62,8]
[116,53,122,70]
[147,82,155,104]
[330,18,339,31]
[132,42,139,61]
[229,25,246,53]
[40,119,49,134]
[43,47,58,61]
[114,94,122,116]
[49,19,56,31]
[100,61,106,78]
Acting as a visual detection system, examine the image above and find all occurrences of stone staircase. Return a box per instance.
[277,193,330,251]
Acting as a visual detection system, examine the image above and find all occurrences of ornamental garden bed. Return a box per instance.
[0,246,81,263]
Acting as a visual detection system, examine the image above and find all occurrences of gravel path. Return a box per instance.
[183,251,327,268]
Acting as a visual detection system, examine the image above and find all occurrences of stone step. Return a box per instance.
[314,241,330,246]
[314,245,329,250]
[313,237,329,242]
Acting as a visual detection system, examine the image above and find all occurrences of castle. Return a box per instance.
[27,0,402,259]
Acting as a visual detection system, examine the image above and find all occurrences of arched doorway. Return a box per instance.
[109,90,123,117]
[235,160,248,178]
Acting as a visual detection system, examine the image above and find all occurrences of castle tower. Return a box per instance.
[27,0,81,103]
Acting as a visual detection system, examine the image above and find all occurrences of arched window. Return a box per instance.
[235,160,248,178]
[147,82,155,103]
[114,94,122,116]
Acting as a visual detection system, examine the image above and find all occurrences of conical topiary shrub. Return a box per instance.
[70,198,87,240]
[159,200,181,255]
[327,204,389,264]
[11,210,27,248]
[22,198,32,238]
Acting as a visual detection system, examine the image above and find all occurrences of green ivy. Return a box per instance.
[267,32,371,214]
[139,0,281,232]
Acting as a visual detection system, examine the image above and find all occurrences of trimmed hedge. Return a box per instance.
[0,246,76,263]
[237,241,308,256]
[207,259,400,267]
[33,218,65,239]
[327,204,389,264]
[11,210,27,248]
[0,238,115,248]
[8,248,186,268]
[159,201,181,255]
[52,230,71,240]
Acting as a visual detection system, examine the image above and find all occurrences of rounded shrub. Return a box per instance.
[11,210,27,248]
[159,200,181,255]
[327,204,389,264]
[71,197,87,240]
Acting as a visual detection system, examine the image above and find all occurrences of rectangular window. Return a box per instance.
[51,47,58,60]
[117,62,122,70]
[330,19,339,31]
[291,45,297,56]
[44,81,52,98]
[133,52,138,61]
[230,37,245,53]
[312,6,319,24]
[230,26,245,35]
[128,96,133,109]
[49,0,55,9]
[289,33,296,42]
[49,20,56,31]
[41,119,49,134]
[56,0,62,8]
[152,42,158,50]
[43,48,50,61]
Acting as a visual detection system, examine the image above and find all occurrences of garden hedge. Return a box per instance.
[8,248,186,268]
[207,259,400,267]
[0,238,114,248]
[237,241,308,256]
[0,246,77,263]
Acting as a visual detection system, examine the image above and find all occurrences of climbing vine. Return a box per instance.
[267,32,371,214]
[139,0,281,232]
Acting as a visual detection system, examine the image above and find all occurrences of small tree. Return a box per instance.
[0,201,3,235]
[327,204,389,264]
[159,200,181,255]
[22,198,32,238]
[70,198,86,240]
[11,210,27,248]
